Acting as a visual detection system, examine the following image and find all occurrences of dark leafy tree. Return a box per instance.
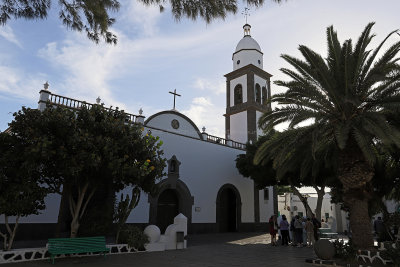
[9,104,166,238]
[255,23,400,249]
[0,132,48,251]
[236,131,337,219]
[0,0,282,44]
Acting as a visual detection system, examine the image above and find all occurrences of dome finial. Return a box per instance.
[241,7,250,24]
[241,7,251,36]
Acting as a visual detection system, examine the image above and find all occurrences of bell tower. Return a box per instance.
[224,24,272,144]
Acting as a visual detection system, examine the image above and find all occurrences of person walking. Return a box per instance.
[290,217,296,246]
[294,215,304,247]
[305,217,315,247]
[269,215,278,246]
[279,215,290,246]
[374,216,385,241]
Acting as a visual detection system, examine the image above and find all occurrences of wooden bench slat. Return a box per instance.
[48,236,109,264]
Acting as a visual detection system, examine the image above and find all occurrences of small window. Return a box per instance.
[170,160,176,172]
[264,188,269,200]
[168,155,180,176]
[325,213,329,220]
[258,59,261,64]
[298,212,303,218]
[237,60,240,65]
[234,84,243,105]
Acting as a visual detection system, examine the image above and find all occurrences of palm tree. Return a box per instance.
[254,23,400,249]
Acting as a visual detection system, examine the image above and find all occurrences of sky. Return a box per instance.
[1,0,400,137]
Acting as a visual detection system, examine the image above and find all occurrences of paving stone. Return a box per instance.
[2,233,315,267]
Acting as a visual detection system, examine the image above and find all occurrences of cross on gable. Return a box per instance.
[169,89,181,110]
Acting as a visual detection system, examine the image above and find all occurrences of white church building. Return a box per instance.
[3,23,276,236]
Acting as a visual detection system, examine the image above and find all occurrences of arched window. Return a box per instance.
[255,83,261,104]
[234,84,243,105]
[262,86,267,104]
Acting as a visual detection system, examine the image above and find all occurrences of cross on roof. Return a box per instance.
[242,7,250,24]
[169,89,181,110]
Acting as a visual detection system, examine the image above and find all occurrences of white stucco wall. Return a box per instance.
[145,112,200,139]
[259,187,274,222]
[233,51,263,70]
[230,111,248,144]
[135,126,256,223]
[230,75,247,107]
[0,194,61,223]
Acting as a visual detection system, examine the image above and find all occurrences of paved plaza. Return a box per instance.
[3,233,315,267]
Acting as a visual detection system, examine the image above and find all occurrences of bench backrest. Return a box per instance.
[48,236,107,251]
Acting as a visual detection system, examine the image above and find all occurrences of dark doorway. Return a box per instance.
[156,189,179,233]
[218,188,237,232]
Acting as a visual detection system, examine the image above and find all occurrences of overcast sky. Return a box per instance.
[1,0,399,137]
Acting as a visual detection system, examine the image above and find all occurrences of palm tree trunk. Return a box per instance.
[291,186,313,217]
[339,141,374,249]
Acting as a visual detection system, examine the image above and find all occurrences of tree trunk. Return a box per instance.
[314,186,325,221]
[339,140,374,249]
[7,215,19,251]
[291,186,313,217]
[55,183,71,237]
[273,186,278,216]
[68,183,96,238]
[0,215,20,251]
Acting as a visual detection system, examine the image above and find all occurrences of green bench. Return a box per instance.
[318,227,338,239]
[47,236,109,264]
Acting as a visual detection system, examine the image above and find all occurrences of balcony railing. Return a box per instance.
[48,93,138,123]
[46,93,246,150]
[206,134,246,150]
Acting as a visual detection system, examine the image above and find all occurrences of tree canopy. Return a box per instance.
[236,131,337,219]
[0,132,48,250]
[0,0,282,44]
[8,104,166,237]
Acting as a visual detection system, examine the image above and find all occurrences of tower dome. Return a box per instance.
[235,36,261,52]
[232,24,263,71]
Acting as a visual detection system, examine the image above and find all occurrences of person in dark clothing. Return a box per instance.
[374,216,385,241]
[312,214,321,241]
[290,217,296,245]
[279,215,290,246]
[294,215,303,247]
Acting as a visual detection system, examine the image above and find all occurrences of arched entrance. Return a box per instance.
[156,189,179,233]
[216,184,241,232]
[149,179,194,233]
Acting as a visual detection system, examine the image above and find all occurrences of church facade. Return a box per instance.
[3,24,275,235]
